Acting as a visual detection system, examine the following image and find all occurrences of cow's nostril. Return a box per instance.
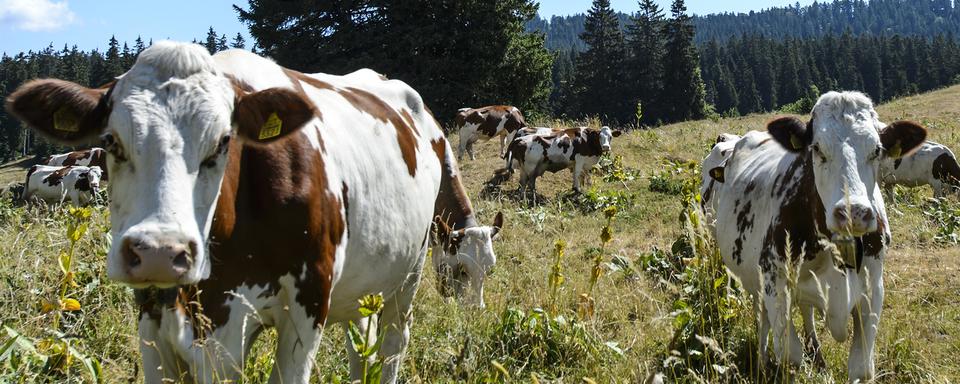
[861,208,875,222]
[172,251,190,271]
[125,250,141,268]
[834,208,849,222]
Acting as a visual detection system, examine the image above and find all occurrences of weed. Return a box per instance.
[648,158,699,196]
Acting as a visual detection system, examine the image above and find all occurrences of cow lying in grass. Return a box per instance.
[23,165,102,206]
[708,91,926,381]
[880,140,960,197]
[505,126,622,193]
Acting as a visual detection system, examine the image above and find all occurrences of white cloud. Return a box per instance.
[0,0,77,32]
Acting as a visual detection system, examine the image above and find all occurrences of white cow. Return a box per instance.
[432,212,503,308]
[23,165,102,206]
[880,140,960,197]
[6,41,459,384]
[711,92,926,381]
[700,133,741,235]
[504,126,623,193]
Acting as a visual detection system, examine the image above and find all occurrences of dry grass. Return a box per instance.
[2,85,960,382]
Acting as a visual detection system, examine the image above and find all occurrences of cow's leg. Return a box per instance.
[269,312,322,383]
[573,161,585,192]
[754,296,770,365]
[849,260,883,382]
[139,314,186,383]
[378,248,426,384]
[800,303,825,368]
[761,267,804,368]
[467,141,476,161]
[932,180,947,198]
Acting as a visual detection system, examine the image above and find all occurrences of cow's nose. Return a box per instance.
[601,145,611,152]
[833,204,876,235]
[120,234,197,285]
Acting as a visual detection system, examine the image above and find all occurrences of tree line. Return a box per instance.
[0,29,246,160]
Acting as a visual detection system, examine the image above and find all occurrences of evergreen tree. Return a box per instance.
[204,27,219,54]
[574,0,630,122]
[231,33,246,49]
[660,0,706,122]
[104,36,124,82]
[626,0,665,125]
[134,36,146,54]
[217,34,229,52]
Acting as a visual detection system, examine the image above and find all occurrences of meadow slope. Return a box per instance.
[1,86,959,383]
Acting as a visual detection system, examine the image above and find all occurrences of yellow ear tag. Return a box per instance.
[258,112,282,140]
[790,134,803,150]
[889,140,902,158]
[54,107,79,132]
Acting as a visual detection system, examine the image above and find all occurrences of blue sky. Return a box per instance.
[1,0,815,55]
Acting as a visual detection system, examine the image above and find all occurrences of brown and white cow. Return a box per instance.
[455,105,527,160]
[42,147,108,180]
[505,126,622,193]
[880,140,960,197]
[6,41,457,384]
[23,165,102,206]
[710,92,926,381]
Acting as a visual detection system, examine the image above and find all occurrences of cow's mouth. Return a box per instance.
[831,234,864,271]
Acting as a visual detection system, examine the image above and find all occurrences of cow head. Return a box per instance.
[768,92,926,237]
[83,166,103,192]
[434,212,504,308]
[598,126,622,153]
[5,41,315,288]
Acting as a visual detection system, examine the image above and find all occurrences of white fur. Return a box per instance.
[880,140,959,196]
[23,165,102,206]
[95,42,444,383]
[710,92,893,381]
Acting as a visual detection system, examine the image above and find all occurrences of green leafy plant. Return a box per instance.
[648,158,699,196]
[347,293,386,384]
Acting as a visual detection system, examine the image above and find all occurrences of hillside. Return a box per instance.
[1,85,960,382]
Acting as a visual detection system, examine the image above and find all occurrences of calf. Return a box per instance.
[505,126,622,193]
[711,92,925,381]
[455,105,527,160]
[43,147,108,180]
[23,165,102,206]
[7,41,452,384]
[880,140,960,197]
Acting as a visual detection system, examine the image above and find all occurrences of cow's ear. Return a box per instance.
[880,121,927,159]
[5,79,112,144]
[234,88,315,145]
[709,166,725,183]
[768,116,811,152]
[612,130,623,137]
[491,211,504,239]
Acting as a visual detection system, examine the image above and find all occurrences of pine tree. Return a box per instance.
[217,34,229,52]
[134,36,146,54]
[104,36,124,81]
[204,27,218,54]
[660,0,706,122]
[231,33,246,49]
[574,0,630,122]
[626,0,665,125]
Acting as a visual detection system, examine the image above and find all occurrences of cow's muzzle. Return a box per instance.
[118,233,197,287]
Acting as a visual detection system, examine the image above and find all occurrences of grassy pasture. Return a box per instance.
[1,86,960,382]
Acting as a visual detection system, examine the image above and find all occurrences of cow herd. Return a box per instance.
[3,41,959,382]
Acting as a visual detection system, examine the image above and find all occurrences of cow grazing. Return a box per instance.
[6,41,457,384]
[505,126,622,193]
[43,147,108,180]
[455,105,527,160]
[710,91,926,381]
[880,140,960,197]
[23,165,102,206]
[432,212,503,308]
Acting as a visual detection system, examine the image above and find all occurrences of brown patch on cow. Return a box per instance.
[571,128,604,158]
[60,149,92,166]
[74,170,92,192]
[43,166,72,187]
[332,86,419,176]
[456,106,526,138]
[431,138,476,234]
[764,153,828,265]
[182,132,344,332]
[932,152,960,186]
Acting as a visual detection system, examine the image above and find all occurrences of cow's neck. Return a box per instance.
[770,151,829,263]
[432,138,476,230]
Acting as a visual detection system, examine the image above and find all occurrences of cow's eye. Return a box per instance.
[201,135,232,168]
[869,146,882,161]
[102,132,127,162]
[811,143,826,161]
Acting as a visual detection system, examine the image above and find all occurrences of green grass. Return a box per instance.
[3,85,960,382]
